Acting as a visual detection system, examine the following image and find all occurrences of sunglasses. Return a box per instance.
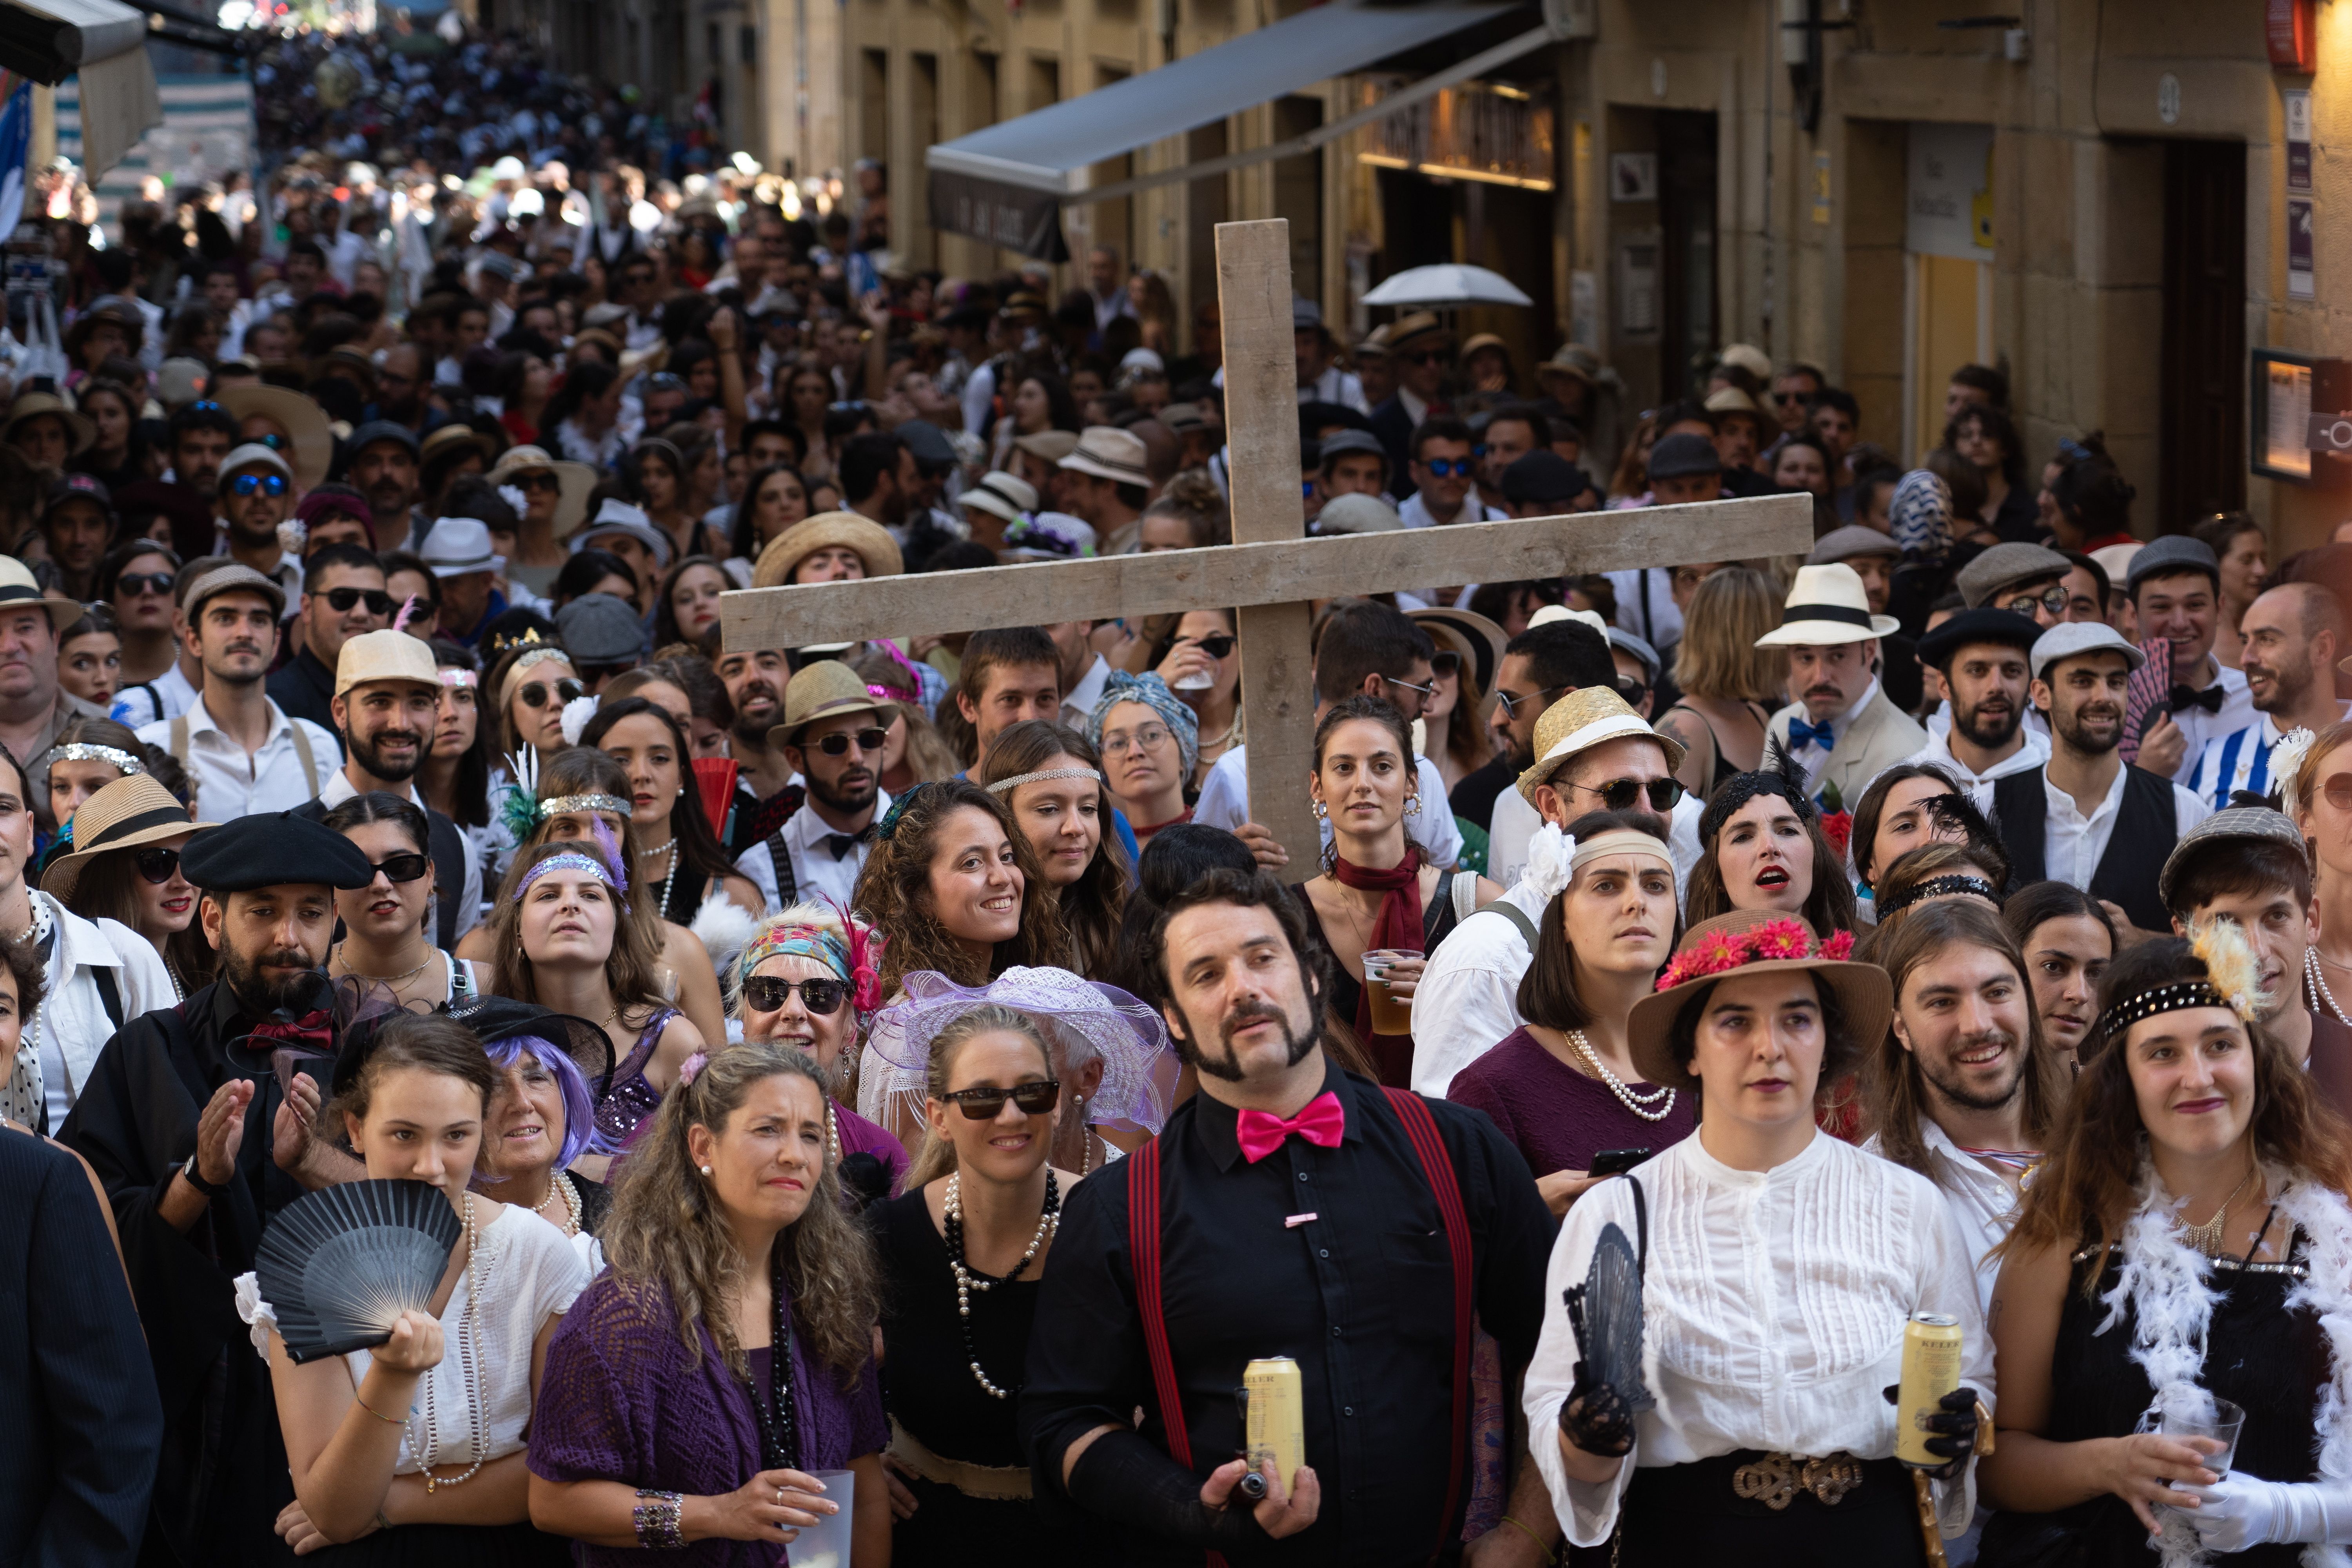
[517,677,586,709]
[1614,675,1650,704]
[813,726,889,756]
[1573,776,1686,813]
[517,471,561,492]
[1494,681,1569,719]
[1383,672,1435,699]
[228,472,289,497]
[2325,773,2352,813]
[1408,350,1450,366]
[324,586,399,616]
[366,853,431,884]
[1420,458,1475,478]
[116,571,175,597]
[939,1079,1062,1120]
[1430,650,1461,680]
[1186,633,1236,659]
[741,974,849,1015]
[134,846,182,884]
[2002,585,2070,617]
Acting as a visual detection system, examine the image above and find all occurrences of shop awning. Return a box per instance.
[0,0,160,178]
[927,0,1555,260]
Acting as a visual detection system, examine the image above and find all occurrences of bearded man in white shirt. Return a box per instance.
[1862,899,2069,1309]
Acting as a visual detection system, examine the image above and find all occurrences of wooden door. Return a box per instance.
[2161,140,2247,528]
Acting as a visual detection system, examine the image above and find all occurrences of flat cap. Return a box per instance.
[2126,534,2220,593]
[347,419,421,457]
[555,592,648,665]
[1808,524,1902,564]
[1918,607,2043,669]
[1646,432,1722,481]
[1499,450,1590,506]
[1956,542,2073,608]
[1317,428,1387,466]
[1315,493,1404,535]
[2029,619,2148,682]
[183,561,287,620]
[2159,806,2308,910]
[182,811,376,893]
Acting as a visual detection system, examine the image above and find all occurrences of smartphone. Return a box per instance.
[1588,1147,1653,1178]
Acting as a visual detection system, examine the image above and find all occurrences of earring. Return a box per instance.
[699,1164,713,1177]
[1406,795,1423,817]
[1312,800,1328,821]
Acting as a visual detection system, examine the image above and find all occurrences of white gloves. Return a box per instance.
[2184,1474,2352,1550]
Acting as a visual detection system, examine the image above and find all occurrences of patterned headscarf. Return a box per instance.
[732,903,885,1014]
[1889,469,1953,561]
[1087,670,1200,778]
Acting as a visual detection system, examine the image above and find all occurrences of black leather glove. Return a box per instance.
[1882,1384,1984,1480]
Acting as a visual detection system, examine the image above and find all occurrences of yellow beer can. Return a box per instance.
[1243,1357,1305,1495]
[1895,1312,1964,1467]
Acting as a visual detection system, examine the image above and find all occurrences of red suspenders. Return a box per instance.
[1125,1087,1474,1566]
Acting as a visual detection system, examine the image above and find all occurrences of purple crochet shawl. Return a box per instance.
[528,1270,887,1565]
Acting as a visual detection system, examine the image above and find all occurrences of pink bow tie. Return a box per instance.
[1235,1091,1347,1164]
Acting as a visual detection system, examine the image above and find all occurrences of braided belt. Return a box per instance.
[1731,1450,1867,1510]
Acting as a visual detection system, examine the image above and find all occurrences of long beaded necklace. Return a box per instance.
[20,897,52,1098]
[943,1170,1060,1399]
[535,1169,582,1236]
[2180,1167,2259,1258]
[410,1194,491,1492]
[741,1250,800,1471]
[2308,947,2351,1025]
[641,840,678,920]
[1566,1028,1677,1122]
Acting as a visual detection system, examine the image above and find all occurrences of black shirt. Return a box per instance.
[1448,753,1514,835]
[265,644,338,736]
[1018,1057,1553,1567]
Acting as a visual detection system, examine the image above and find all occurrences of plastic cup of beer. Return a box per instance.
[1362,948,1423,1035]
[2160,1397,2245,1477]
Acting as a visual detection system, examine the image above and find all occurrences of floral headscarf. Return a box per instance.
[1087,670,1200,778]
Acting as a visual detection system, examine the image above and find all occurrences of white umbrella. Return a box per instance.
[1361,263,1534,309]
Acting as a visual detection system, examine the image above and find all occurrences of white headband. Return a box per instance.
[985,766,1103,795]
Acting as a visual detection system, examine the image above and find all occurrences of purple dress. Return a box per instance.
[596,1009,677,1149]
[832,1102,910,1193]
[1445,1026,1697,1179]
[528,1271,888,1566]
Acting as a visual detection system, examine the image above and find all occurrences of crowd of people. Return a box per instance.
[11,20,2352,1568]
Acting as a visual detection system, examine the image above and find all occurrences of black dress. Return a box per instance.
[874,1187,1075,1565]
[1980,1229,2329,1568]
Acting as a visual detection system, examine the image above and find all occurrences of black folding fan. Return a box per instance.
[254,1178,463,1364]
[1566,1221,1654,1415]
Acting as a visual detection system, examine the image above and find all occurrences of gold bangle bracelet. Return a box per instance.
[352,1393,407,1425]
[1497,1514,1555,1563]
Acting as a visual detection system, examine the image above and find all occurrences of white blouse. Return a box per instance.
[1525,1129,1994,1548]
[238,1203,589,1474]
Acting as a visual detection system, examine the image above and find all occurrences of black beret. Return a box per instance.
[1916,606,2043,670]
[181,811,377,894]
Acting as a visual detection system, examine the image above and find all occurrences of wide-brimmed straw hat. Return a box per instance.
[218,384,333,493]
[487,444,597,536]
[1753,563,1900,647]
[769,657,894,748]
[752,511,905,588]
[0,554,86,632]
[1626,910,1892,1091]
[42,773,212,904]
[1516,685,1686,806]
[3,391,94,456]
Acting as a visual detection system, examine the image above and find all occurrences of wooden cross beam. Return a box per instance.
[719,219,1813,878]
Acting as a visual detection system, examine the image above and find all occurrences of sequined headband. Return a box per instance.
[437,668,479,688]
[513,849,624,903]
[1874,875,2001,918]
[985,766,1103,795]
[2092,980,2238,1049]
[34,743,143,778]
[866,682,917,704]
[542,793,633,818]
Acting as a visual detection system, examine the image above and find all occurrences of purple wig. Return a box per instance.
[472,1030,608,1181]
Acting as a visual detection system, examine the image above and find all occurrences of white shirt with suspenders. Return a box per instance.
[137,693,339,819]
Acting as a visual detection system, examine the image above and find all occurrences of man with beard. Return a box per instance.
[1992,621,2209,936]
[57,810,375,1565]
[211,445,303,615]
[716,644,793,800]
[1021,866,1555,1568]
[136,566,340,818]
[292,630,481,947]
[163,401,238,510]
[1863,899,2068,1307]
[1478,614,1622,876]
[345,422,423,550]
[265,542,391,733]
[2186,582,2350,809]
[1905,608,2048,791]
[759,661,892,910]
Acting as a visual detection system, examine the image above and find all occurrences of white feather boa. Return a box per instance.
[2097,1164,2352,1567]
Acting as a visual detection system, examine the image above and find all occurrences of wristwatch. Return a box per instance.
[182,1154,229,1199]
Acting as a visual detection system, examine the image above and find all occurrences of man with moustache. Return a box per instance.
[717,645,793,800]
[2186,582,2351,809]
[755,661,892,911]
[1021,867,1555,1568]
[265,541,393,733]
[345,421,424,550]
[1904,608,2048,791]
[291,630,480,947]
[1863,900,2067,1307]
[1992,622,2210,937]
[0,556,106,820]
[58,811,375,1565]
[1759,564,1927,807]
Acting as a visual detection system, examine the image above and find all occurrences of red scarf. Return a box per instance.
[1331,848,1423,1084]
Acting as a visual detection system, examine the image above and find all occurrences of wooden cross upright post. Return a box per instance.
[719,218,1813,880]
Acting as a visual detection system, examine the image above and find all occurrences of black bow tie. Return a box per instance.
[2167,684,2225,715]
[821,827,876,861]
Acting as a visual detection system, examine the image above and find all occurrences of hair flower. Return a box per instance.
[1690,927,1744,976]
[677,1051,709,1086]
[1525,824,1575,902]
[2272,725,2318,819]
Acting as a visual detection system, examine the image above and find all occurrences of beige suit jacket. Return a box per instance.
[1767,688,1929,808]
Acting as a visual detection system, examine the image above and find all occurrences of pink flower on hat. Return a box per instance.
[1749,919,1812,961]
[1820,930,1856,961]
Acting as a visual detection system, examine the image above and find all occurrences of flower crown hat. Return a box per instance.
[1623,909,1891,1091]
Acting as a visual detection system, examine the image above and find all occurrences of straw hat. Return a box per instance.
[1625,910,1893,1091]
[1387,311,1452,354]
[0,554,91,632]
[771,657,894,749]
[958,471,1038,526]
[335,628,440,700]
[218,384,333,493]
[753,511,905,588]
[487,444,597,536]
[1753,563,1900,647]
[3,391,94,456]
[1516,685,1686,806]
[42,773,213,904]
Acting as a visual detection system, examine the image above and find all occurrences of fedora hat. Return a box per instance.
[1625,910,1892,1091]
[488,443,597,536]
[958,471,1038,526]
[1058,426,1149,488]
[1409,606,1508,695]
[335,628,440,700]
[418,517,505,577]
[1516,685,1686,807]
[1013,430,1079,464]
[3,391,94,457]
[573,498,674,571]
[218,384,333,493]
[0,554,87,632]
[771,658,893,749]
[63,299,144,359]
[753,511,905,589]
[1753,563,1900,648]
[42,773,212,904]
[1387,312,1453,354]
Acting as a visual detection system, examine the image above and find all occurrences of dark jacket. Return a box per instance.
[263,644,337,736]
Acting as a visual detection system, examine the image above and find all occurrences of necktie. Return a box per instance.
[1234,1091,1347,1164]
[821,827,875,861]
[2168,684,2225,715]
[1788,717,1837,752]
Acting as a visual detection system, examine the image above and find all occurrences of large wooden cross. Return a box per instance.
[720,219,1812,879]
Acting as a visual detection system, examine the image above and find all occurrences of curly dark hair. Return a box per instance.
[849,779,1070,1000]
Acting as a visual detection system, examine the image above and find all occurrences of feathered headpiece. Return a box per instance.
[1698,737,1817,845]
[2187,916,2267,1022]
[2270,725,2318,820]
[559,693,600,746]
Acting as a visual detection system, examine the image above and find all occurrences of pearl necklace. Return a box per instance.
[943,1170,1059,1399]
[410,1194,491,1491]
[646,842,677,918]
[2309,948,2350,1025]
[535,1170,582,1236]
[21,897,52,1099]
[1567,1028,1677,1122]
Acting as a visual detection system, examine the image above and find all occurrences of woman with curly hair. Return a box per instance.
[975,720,1130,981]
[527,1044,892,1565]
[852,780,1068,1006]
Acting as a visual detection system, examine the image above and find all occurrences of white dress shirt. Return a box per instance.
[111,660,198,728]
[2186,705,2350,811]
[1898,726,2051,793]
[2160,660,2254,785]
[1786,677,1878,791]
[1193,744,1463,868]
[137,692,340,819]
[2038,763,2211,894]
[1300,365,1370,415]
[1527,1131,1992,1548]
[778,789,891,910]
[24,892,177,1130]
[1606,567,1684,653]
[316,769,483,941]
[1860,1118,2025,1312]
[1060,654,1111,732]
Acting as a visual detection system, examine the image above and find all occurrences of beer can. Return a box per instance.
[1895,1312,1964,1467]
[1243,1357,1305,1495]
